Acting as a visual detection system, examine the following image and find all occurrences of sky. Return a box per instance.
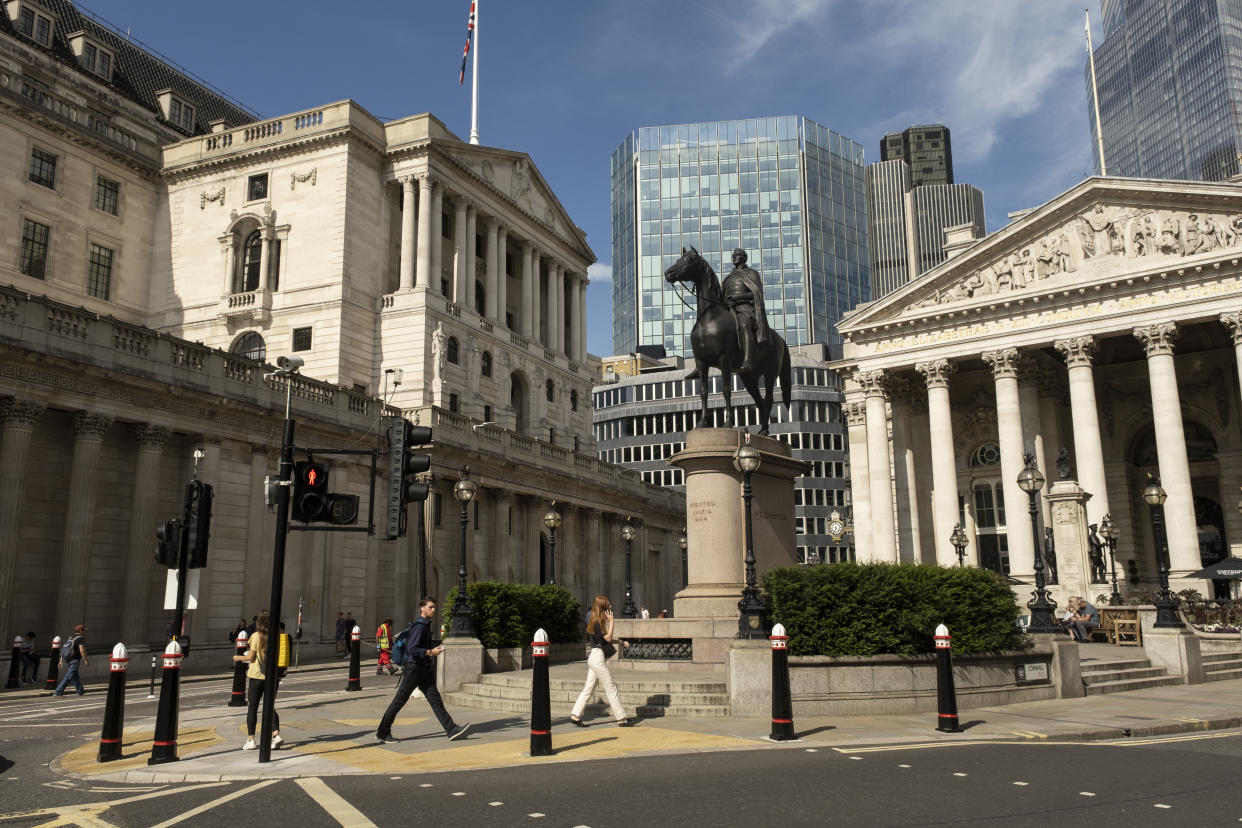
[84,0,1101,358]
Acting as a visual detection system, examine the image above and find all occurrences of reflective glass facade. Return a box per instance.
[1088,0,1242,182]
[610,117,868,357]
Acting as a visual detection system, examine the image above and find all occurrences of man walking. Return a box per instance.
[54,624,88,696]
[375,597,469,743]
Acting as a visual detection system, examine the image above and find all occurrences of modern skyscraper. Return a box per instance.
[610,117,869,357]
[1088,0,1242,181]
[881,125,954,186]
[865,159,985,298]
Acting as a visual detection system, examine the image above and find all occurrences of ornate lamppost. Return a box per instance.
[1099,513,1122,606]
[1143,474,1183,629]
[949,523,968,567]
[678,527,688,589]
[1016,453,1059,633]
[734,442,765,639]
[449,466,477,637]
[620,518,637,618]
[542,502,561,586]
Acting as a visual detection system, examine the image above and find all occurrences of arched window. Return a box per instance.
[570,389,578,411]
[481,351,492,378]
[239,229,262,292]
[447,337,459,365]
[546,379,554,402]
[230,331,266,362]
[969,443,1002,467]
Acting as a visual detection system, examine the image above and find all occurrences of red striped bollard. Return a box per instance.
[97,643,128,762]
[148,639,183,765]
[529,628,552,756]
[229,632,248,707]
[769,623,795,741]
[935,623,960,733]
[5,636,20,689]
[346,626,361,691]
[43,636,60,692]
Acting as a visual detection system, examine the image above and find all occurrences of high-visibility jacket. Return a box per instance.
[278,632,291,668]
[376,623,391,650]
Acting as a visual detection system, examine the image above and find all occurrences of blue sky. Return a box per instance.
[89,0,1099,357]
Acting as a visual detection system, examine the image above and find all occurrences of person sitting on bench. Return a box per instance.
[1070,597,1100,642]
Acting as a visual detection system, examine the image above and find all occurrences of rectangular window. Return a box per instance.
[20,219,49,279]
[448,393,459,413]
[29,148,56,189]
[168,97,195,131]
[292,326,312,352]
[79,41,111,77]
[94,176,119,215]
[87,242,113,299]
[247,173,268,202]
[34,13,50,45]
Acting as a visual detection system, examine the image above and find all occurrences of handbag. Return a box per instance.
[601,640,617,659]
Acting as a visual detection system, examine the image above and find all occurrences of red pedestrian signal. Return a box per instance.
[292,461,329,522]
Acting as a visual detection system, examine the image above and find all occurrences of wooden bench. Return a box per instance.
[1098,607,1142,646]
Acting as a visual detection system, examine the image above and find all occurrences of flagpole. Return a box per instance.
[469,0,480,145]
[1085,8,1107,176]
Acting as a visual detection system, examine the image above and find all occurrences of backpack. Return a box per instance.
[60,636,77,659]
[389,622,416,667]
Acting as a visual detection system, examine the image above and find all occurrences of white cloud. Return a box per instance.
[719,0,831,70]
[587,262,613,285]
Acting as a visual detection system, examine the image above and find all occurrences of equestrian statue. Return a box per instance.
[663,246,791,435]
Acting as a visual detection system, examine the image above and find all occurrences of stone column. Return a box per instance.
[416,175,434,289]
[578,274,589,360]
[1134,323,1200,575]
[1222,311,1242,413]
[430,182,444,293]
[532,253,544,345]
[489,489,510,581]
[547,261,560,352]
[564,504,583,596]
[910,395,936,562]
[856,370,896,563]
[888,379,922,563]
[916,359,961,566]
[1053,336,1109,526]
[587,509,605,599]
[843,401,872,555]
[484,219,499,320]
[983,347,1035,583]
[400,176,417,290]
[454,198,469,303]
[520,243,534,338]
[496,227,509,327]
[56,413,113,636]
[257,225,273,291]
[464,206,478,307]
[0,400,44,639]
[553,263,565,354]
[221,235,236,295]
[120,424,171,648]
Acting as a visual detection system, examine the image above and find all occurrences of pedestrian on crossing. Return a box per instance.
[375,597,469,743]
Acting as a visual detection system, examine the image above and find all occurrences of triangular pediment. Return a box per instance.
[840,176,1242,332]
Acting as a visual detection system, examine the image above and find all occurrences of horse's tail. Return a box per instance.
[780,347,792,410]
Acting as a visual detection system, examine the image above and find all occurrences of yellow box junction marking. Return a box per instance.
[57,727,224,776]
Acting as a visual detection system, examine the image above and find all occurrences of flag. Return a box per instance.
[459,1,476,85]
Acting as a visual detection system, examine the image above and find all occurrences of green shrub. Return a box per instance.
[444,582,582,649]
[762,562,1029,656]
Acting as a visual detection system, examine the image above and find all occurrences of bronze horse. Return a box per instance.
[663,247,791,435]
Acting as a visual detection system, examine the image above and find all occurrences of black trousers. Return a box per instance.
[377,664,455,738]
[246,677,280,736]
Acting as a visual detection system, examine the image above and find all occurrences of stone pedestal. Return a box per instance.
[1040,635,1085,699]
[726,638,770,716]
[436,636,484,693]
[1044,478,1092,608]
[1139,610,1205,685]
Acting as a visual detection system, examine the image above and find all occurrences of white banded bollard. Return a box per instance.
[229,631,248,707]
[529,628,552,757]
[934,623,960,733]
[769,623,795,741]
[97,643,128,762]
[147,640,183,765]
[346,625,361,692]
[43,636,61,692]
[5,636,20,689]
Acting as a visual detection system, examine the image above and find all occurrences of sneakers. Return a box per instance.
[242,738,257,751]
[376,733,398,744]
[271,734,283,749]
[447,723,471,741]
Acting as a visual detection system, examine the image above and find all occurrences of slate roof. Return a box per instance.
[2,0,258,134]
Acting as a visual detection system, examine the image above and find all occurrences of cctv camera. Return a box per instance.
[276,355,305,372]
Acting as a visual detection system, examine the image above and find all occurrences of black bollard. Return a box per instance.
[228,632,248,707]
[769,623,795,741]
[148,640,183,765]
[147,654,157,699]
[97,643,128,762]
[346,625,361,692]
[5,636,20,689]
[44,636,60,693]
[529,628,552,756]
[934,623,960,733]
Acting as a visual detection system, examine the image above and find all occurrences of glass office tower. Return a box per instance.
[610,117,869,357]
[1088,0,1242,181]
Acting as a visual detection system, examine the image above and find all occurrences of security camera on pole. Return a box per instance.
[97,643,128,762]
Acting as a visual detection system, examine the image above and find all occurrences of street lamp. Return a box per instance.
[449,466,478,637]
[1099,513,1122,607]
[542,503,562,586]
[1143,474,1183,629]
[949,523,968,567]
[1016,453,1059,634]
[620,518,637,618]
[678,527,688,589]
[734,442,765,639]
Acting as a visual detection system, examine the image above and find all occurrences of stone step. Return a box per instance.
[1079,658,1156,673]
[1081,666,1168,684]
[440,692,731,717]
[1084,675,1183,695]
[475,674,726,694]
[457,682,729,707]
[1205,667,1242,682]
[1201,651,1242,664]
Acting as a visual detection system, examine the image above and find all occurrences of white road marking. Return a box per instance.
[805,748,817,753]
[1013,782,1029,786]
[150,780,278,828]
[1155,804,1171,809]
[528,814,545,819]
[452,792,465,797]
[490,802,504,807]
[953,773,967,777]
[419,783,432,788]
[295,777,378,828]
[849,755,862,760]
[1080,792,1096,797]
[1118,732,1239,746]
[898,764,911,768]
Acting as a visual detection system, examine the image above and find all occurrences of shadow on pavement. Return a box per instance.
[796,725,836,738]
[553,736,618,754]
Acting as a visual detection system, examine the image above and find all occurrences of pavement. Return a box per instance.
[15,644,1242,784]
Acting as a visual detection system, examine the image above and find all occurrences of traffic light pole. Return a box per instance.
[171,510,190,651]
[259,416,294,764]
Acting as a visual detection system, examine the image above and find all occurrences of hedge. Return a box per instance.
[443,582,582,649]
[762,562,1029,656]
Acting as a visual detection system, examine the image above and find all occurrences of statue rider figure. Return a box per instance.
[722,248,770,373]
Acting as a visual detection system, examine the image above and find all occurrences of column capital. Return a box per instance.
[843,401,867,427]
[1,399,45,428]
[489,487,511,504]
[982,347,1021,380]
[887,376,923,406]
[915,358,955,389]
[1221,311,1242,345]
[419,173,436,189]
[72,412,113,439]
[401,175,417,191]
[1133,322,1178,357]
[132,423,173,449]
[1054,335,1097,367]
[855,369,887,398]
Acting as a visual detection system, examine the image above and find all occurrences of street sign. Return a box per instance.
[163,569,199,610]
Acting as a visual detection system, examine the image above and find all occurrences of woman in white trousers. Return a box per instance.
[569,596,635,727]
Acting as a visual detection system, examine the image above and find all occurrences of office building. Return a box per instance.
[881,125,954,186]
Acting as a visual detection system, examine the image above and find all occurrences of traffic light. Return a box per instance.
[184,480,214,569]
[155,519,182,568]
[384,418,432,539]
[292,460,329,522]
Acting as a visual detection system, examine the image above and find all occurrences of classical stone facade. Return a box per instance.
[837,177,1242,605]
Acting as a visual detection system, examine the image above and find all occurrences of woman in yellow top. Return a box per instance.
[232,610,282,750]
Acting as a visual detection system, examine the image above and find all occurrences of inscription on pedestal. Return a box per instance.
[690,500,716,523]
